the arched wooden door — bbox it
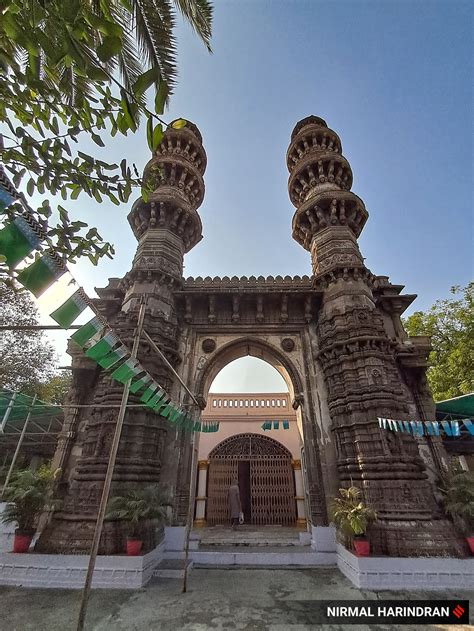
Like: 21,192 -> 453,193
206,433 -> 296,526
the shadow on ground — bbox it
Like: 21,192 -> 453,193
0,568 -> 472,630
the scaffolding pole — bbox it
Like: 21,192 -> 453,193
182,418 -> 199,593
1,394 -> 37,498
76,301 -> 146,631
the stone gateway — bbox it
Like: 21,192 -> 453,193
37,116 -> 467,558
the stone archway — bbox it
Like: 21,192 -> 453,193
207,433 -> 297,526
194,336 -> 305,407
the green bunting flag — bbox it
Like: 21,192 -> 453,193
0,185 -> 15,211
85,331 -> 120,361
97,345 -> 128,370
71,316 -> 105,347
17,254 -> 65,297
282,420 -> 289,430
140,382 -> 159,403
129,373 -> 152,394
273,421 -> 279,430
50,290 -> 88,328
261,421 -> 271,431
0,217 -> 42,267
111,358 -> 142,384
146,389 -> 167,410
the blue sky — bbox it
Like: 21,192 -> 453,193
31,0 -> 472,391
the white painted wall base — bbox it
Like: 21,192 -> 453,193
0,542 -> 164,589
337,543 -> 474,590
311,525 -> 336,552
0,525 -> 194,589
0,503 -> 15,553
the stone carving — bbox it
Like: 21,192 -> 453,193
281,338 -> 295,352
201,338 -> 216,353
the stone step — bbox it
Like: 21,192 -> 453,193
199,539 -> 303,548
153,558 -> 193,579
191,547 -> 336,568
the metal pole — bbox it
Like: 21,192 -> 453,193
1,395 -> 37,498
1,391 -> 17,433
142,330 -> 201,408
182,417 -> 199,593
76,301 -> 146,631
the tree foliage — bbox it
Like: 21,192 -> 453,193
0,0 -> 212,272
442,471 -> 474,534
403,283 -> 474,402
0,284 -> 58,395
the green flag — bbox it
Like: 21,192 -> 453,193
0,185 -> 15,211
129,373 -> 152,394
0,217 -> 41,267
283,420 -> 289,430
273,421 -> 279,430
111,359 -> 142,384
50,290 -> 88,328
146,389 -> 167,410
71,316 -> 104,347
193,421 -> 202,432
85,331 -> 119,361
97,345 -> 128,370
140,382 -> 158,403
17,254 -> 65,297
261,421 -> 271,431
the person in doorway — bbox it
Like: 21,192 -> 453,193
228,478 -> 242,529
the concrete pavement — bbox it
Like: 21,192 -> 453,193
0,567 -> 472,630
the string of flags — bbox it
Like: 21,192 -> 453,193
0,168 -> 218,434
261,420 -> 290,431
378,417 -> 474,438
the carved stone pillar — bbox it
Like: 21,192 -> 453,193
287,115 -> 466,557
38,121 -> 207,554
194,460 -> 209,527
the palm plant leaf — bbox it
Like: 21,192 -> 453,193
173,0 -> 213,51
132,0 -> 177,89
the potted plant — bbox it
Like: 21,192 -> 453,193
330,486 -> 377,556
1,465 -> 59,553
106,485 -> 171,556
441,471 -> 474,554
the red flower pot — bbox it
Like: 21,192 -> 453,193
13,531 -> 34,553
466,537 -> 474,555
353,538 -> 370,556
126,539 -> 143,556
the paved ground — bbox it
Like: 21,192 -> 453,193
0,568 -> 472,631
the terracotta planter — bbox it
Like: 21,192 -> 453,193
13,530 -> 34,553
353,538 -> 370,556
126,539 -> 143,556
466,536 -> 474,555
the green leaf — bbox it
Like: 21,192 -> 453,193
120,90 -> 136,132
88,66 -> 109,82
86,14 -> 123,38
97,36 -> 122,62
171,118 -> 186,130
146,116 -> 154,152
27,178 -> 35,196
154,81 -> 168,115
152,123 -> 163,151
91,133 -> 105,147
133,67 -> 161,97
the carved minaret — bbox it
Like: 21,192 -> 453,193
287,116 -> 466,556
38,122 -> 207,554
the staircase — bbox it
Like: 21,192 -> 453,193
189,526 -> 336,568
